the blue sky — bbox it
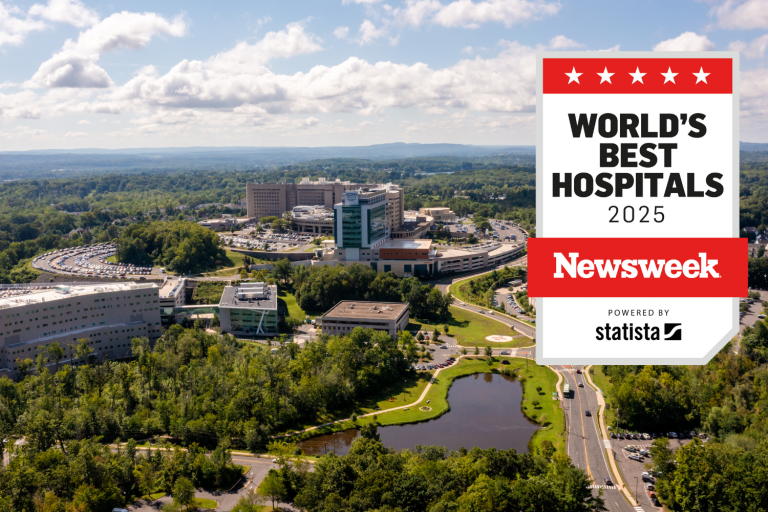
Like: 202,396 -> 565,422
0,0 -> 767,149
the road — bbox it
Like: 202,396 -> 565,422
559,366 -> 638,512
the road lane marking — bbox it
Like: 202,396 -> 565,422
572,370 -> 593,483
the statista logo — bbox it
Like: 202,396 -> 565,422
596,322 -> 682,341
664,323 -> 682,340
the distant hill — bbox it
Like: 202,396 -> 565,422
0,143 -> 534,180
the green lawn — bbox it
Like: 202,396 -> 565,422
287,371 -> 433,431
277,287 -> 318,320
224,249 -> 247,267
106,255 -> 117,263
590,365 -> 616,428
195,497 -> 218,509
283,358 -> 564,456
409,306 -> 533,348
449,274 -> 482,304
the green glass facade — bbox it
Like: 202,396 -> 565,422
341,207 -> 362,248
229,309 -> 278,334
367,204 -> 386,244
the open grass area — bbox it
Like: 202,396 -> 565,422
449,274 -> 483,305
106,255 -> 117,263
408,306 -> 532,348
283,358 -> 564,456
590,365 -> 616,428
288,371 -> 433,431
195,497 -> 218,509
277,287 -> 317,320
224,248 -> 247,267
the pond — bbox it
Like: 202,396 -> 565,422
297,372 -> 539,456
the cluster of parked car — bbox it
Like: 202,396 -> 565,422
643,472 -> 661,506
625,445 -> 651,462
610,430 -> 699,440
504,292 -> 526,315
415,357 -> 456,371
33,243 -> 153,278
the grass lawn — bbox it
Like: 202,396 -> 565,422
224,248 -> 247,267
288,371 -> 433,431
449,274 -> 482,305
303,245 -> 321,252
106,255 -> 117,263
284,358 -> 564,456
408,306 -> 532,348
146,492 -> 165,500
195,497 -> 218,509
277,287 -> 319,320
590,365 -> 616,428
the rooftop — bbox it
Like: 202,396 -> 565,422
379,239 -> 433,250
159,278 -> 185,299
219,283 -> 278,310
322,301 -> 408,320
0,282 -> 158,310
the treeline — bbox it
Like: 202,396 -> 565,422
0,438 -> 242,512
117,221 -> 226,274
292,263 -> 453,321
457,267 -> 526,308
262,424 -> 605,512
599,326 -> 768,509
0,325 -> 411,452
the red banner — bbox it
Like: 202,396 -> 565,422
527,237 -> 747,297
543,58 -> 733,95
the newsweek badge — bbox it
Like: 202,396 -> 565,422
530,52 -> 746,365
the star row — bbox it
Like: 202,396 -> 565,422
565,67 -> 711,85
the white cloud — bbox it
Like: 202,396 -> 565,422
653,32 -> 714,52
29,0 -> 98,28
0,2 -> 47,47
712,0 -> 768,29
462,45 -> 473,54
343,0 -> 383,3
303,116 -> 320,126
397,0 -> 561,29
359,120 -> 374,126
730,34 -> 768,58
599,44 -> 620,52
28,11 -> 187,88
77,119 -> 89,124
334,25 -> 349,38
548,35 -> 582,49
65,130 -> 87,137
357,19 -> 387,45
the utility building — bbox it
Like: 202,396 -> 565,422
218,282 -> 278,336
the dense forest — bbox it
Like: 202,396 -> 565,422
117,221 -> 227,274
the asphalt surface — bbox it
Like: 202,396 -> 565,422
558,366 -> 637,512
740,290 -> 768,334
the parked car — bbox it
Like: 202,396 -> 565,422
610,433 -> 617,439
646,482 -> 656,491
629,454 -> 643,462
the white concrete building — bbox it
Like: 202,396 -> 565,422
0,282 -> 161,377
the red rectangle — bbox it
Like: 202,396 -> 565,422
527,238 -> 746,297
543,58 -> 733,94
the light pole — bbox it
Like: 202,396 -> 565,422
635,477 -> 639,505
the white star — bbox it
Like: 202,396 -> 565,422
597,67 -> 615,84
629,67 -> 646,84
661,67 -> 678,84
565,67 -> 583,84
693,67 -> 710,84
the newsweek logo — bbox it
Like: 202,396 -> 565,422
534,51 -> 741,365
553,252 -> 720,279
596,322 -> 682,341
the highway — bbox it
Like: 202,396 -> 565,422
559,366 -> 639,512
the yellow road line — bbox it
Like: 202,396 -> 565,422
572,370 -> 593,483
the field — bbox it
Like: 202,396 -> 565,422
277,287 -> 315,320
408,306 -> 533,348
590,365 -> 616,428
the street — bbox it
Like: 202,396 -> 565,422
559,366 -> 638,512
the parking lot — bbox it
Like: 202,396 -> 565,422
219,232 -> 316,252
740,291 -> 768,333
33,242 -> 158,279
610,432 -> 694,509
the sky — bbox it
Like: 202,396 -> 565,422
0,0 -> 767,150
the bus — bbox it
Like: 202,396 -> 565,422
563,383 -> 570,398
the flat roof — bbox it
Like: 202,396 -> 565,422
159,278 -> 184,298
323,301 -> 408,320
0,282 -> 158,310
219,284 -> 278,310
379,239 -> 433,250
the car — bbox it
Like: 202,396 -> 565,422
585,410 -> 591,416
642,474 -> 656,483
440,345 -> 447,349
618,433 -> 625,440
626,445 -> 638,452
645,482 -> 655,491
500,350 -> 510,355
604,477 -> 614,486
578,383 -> 584,387
629,454 -> 643,462
610,433 -> 617,439
651,496 -> 661,507
640,449 -> 650,457
576,369 -> 582,374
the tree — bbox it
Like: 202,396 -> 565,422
484,346 -> 492,358
474,346 -> 480,356
444,324 -> 450,335
462,348 -> 468,356
47,343 -> 64,373
259,470 -> 287,510
173,477 -> 196,511
273,258 -> 293,284
74,338 -> 94,365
